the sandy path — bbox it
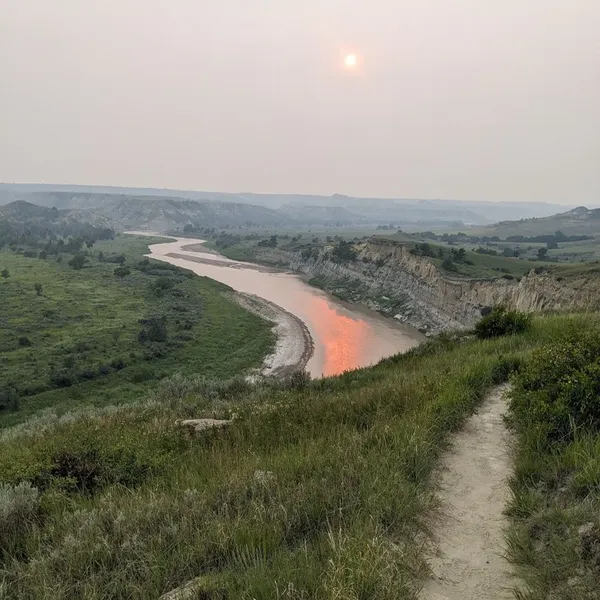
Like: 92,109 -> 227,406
421,384 -> 519,600
233,292 -> 314,378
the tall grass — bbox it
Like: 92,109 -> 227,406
506,318 -> 600,599
0,314 -> 596,599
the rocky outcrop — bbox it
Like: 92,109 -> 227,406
258,239 -> 600,333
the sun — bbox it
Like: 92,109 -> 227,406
344,53 -> 358,69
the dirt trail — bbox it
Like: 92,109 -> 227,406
421,384 -> 519,600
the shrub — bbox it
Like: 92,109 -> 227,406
331,241 -> 357,262
68,254 -> 87,270
18,336 -> 32,347
151,276 -> 175,296
441,257 -> 458,272
109,357 -> 126,370
138,317 -> 168,344
0,482 -> 40,560
510,334 -> 600,440
49,369 -> 77,388
97,364 -> 111,377
113,266 -> 131,277
474,306 -> 531,339
78,369 -> 97,381
284,370 -> 312,390
129,365 -> 155,383
0,386 -> 20,412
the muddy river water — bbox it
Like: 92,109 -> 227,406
146,237 -> 423,378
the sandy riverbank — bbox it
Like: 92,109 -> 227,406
233,292 -> 315,378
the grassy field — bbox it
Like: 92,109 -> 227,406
1,313 -> 599,598
0,235 -> 274,427
425,249 -> 540,279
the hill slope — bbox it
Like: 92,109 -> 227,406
1,313 -> 599,598
1,183 -> 578,226
0,193 -> 293,230
93,197 -> 291,230
477,206 -> 600,237
0,201 -> 116,230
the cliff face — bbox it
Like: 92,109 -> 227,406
259,239 -> 600,333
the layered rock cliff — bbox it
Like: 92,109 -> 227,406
258,239 -> 600,333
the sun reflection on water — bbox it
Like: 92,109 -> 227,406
306,297 -> 369,376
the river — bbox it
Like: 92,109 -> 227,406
145,237 -> 423,378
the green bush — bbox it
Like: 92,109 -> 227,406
510,334 -> 600,440
474,306 -> 531,339
129,365 -> 155,383
113,266 -> 131,277
49,369 -> 76,388
138,317 -> 168,343
18,336 -> 32,347
109,357 -> 126,370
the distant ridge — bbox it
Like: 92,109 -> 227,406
0,182 -> 586,228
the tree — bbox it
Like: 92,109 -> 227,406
85,240 -> 95,249
442,256 -> 458,272
451,248 -> 467,263
1,268 -> 9,279
547,241 -> 559,250
34,283 -> 43,296
68,254 -> 87,269
183,224 -> 195,234
331,240 -> 357,262
537,247 -> 548,260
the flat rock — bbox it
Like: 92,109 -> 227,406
160,574 -> 224,600
178,419 -> 231,433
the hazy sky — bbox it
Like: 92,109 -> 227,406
1,1 -> 599,203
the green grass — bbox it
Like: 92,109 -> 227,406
427,250 -> 540,279
0,235 -> 274,427
505,332 -> 600,599
0,313 -> 597,599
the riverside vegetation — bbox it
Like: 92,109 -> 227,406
1,302 -> 600,598
0,234 -> 274,427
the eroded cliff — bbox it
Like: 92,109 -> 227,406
258,239 -> 600,333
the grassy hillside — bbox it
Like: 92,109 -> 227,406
469,206 -> 600,238
0,235 -> 274,427
1,313 -> 599,598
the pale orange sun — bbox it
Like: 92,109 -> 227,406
344,53 -> 358,69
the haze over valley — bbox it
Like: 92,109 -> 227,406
2,2 -> 600,599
